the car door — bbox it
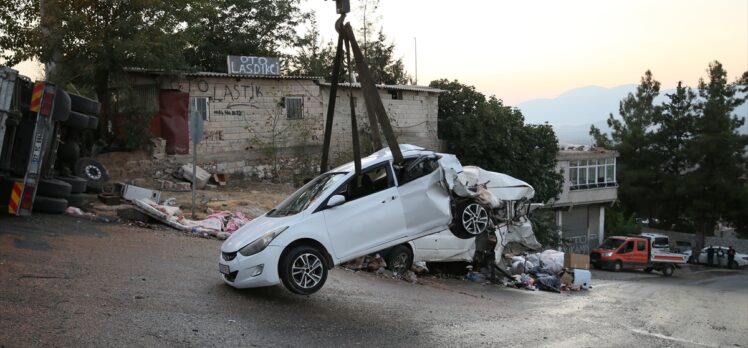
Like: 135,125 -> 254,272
396,156 -> 451,237
617,240 -> 635,266
323,162 -> 407,262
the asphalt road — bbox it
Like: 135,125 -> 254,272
1,214 -> 746,347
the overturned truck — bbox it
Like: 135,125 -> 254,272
218,145 -> 541,294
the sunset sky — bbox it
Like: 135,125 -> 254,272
307,0 -> 748,104
12,0 -> 748,105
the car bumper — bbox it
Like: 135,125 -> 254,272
218,245 -> 283,288
592,258 -> 617,270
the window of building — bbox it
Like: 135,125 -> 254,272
569,157 -> 616,190
285,96 -> 304,119
190,97 -> 209,121
388,90 -> 403,100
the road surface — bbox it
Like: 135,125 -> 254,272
1,214 -> 746,347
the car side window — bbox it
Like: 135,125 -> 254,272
620,241 -> 634,254
637,241 -> 646,251
398,156 -> 439,186
341,164 -> 393,201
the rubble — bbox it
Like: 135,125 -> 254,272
179,164 -> 211,189
131,198 -> 251,239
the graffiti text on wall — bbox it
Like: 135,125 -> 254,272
172,79 -> 263,102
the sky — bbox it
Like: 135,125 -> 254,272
304,0 -> 748,105
12,0 -> 748,105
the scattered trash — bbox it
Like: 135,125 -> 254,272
179,164 -> 211,189
131,198 -> 251,239
122,184 -> 161,203
213,173 -> 228,186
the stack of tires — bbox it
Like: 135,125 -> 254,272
31,91 -> 108,214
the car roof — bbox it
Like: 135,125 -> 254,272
329,144 -> 438,173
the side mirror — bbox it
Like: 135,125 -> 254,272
327,195 -> 346,207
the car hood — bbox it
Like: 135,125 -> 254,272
221,213 -> 303,252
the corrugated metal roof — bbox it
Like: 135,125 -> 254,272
317,82 -> 443,94
125,68 -> 323,80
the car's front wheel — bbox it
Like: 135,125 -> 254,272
280,246 -> 328,295
450,200 -> 490,239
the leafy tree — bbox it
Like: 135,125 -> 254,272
184,0 -> 307,72
650,82 -> 697,230
349,0 -> 408,84
429,79 -> 486,139
288,15 -> 335,78
685,61 -> 748,240
589,71 -> 661,219
432,80 -> 563,204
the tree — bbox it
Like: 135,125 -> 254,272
429,79 -> 486,139
685,61 -> 748,240
350,0 -> 408,84
288,15 -> 335,78
184,0 -> 308,72
589,71 -> 661,219
431,80 -> 563,204
650,82 -> 697,230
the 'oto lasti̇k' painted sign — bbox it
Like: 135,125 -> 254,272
226,56 -> 280,76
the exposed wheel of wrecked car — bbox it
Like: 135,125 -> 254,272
386,245 -> 413,275
450,200 -> 489,239
280,246 -> 328,295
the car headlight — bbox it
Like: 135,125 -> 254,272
603,252 -> 613,257
239,226 -> 288,257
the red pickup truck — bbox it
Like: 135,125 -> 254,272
590,235 -> 688,276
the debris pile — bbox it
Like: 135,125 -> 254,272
132,198 -> 251,239
502,250 -> 591,292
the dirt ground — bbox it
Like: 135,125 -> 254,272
1,214 -> 747,347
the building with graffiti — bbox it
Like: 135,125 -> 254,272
117,68 -> 441,181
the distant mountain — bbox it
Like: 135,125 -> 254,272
517,84 -> 748,145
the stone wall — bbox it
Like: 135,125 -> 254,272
125,74 -> 441,183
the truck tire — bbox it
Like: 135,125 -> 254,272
38,178 -> 72,198
55,175 -> 87,194
65,193 -> 84,208
87,115 -> 99,130
612,260 -> 622,272
74,157 -> 109,191
51,90 -> 71,122
662,264 -> 674,277
450,200 -> 490,239
63,111 -> 90,130
69,93 -> 101,116
33,195 -> 68,214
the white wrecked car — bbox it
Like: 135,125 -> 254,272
219,145 -> 539,294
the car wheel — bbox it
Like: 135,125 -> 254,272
280,246 -> 328,295
386,245 -> 413,275
450,200 -> 490,239
662,265 -> 674,277
51,90 -> 71,122
612,260 -> 622,272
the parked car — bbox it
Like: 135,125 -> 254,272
218,145 -> 537,294
682,246 -> 748,268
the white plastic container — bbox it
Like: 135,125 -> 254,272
573,269 -> 591,289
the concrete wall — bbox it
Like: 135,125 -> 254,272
125,74 -> 441,182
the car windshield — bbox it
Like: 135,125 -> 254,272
601,238 -> 625,250
267,173 -> 346,217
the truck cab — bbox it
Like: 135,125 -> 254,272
590,235 -> 684,276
